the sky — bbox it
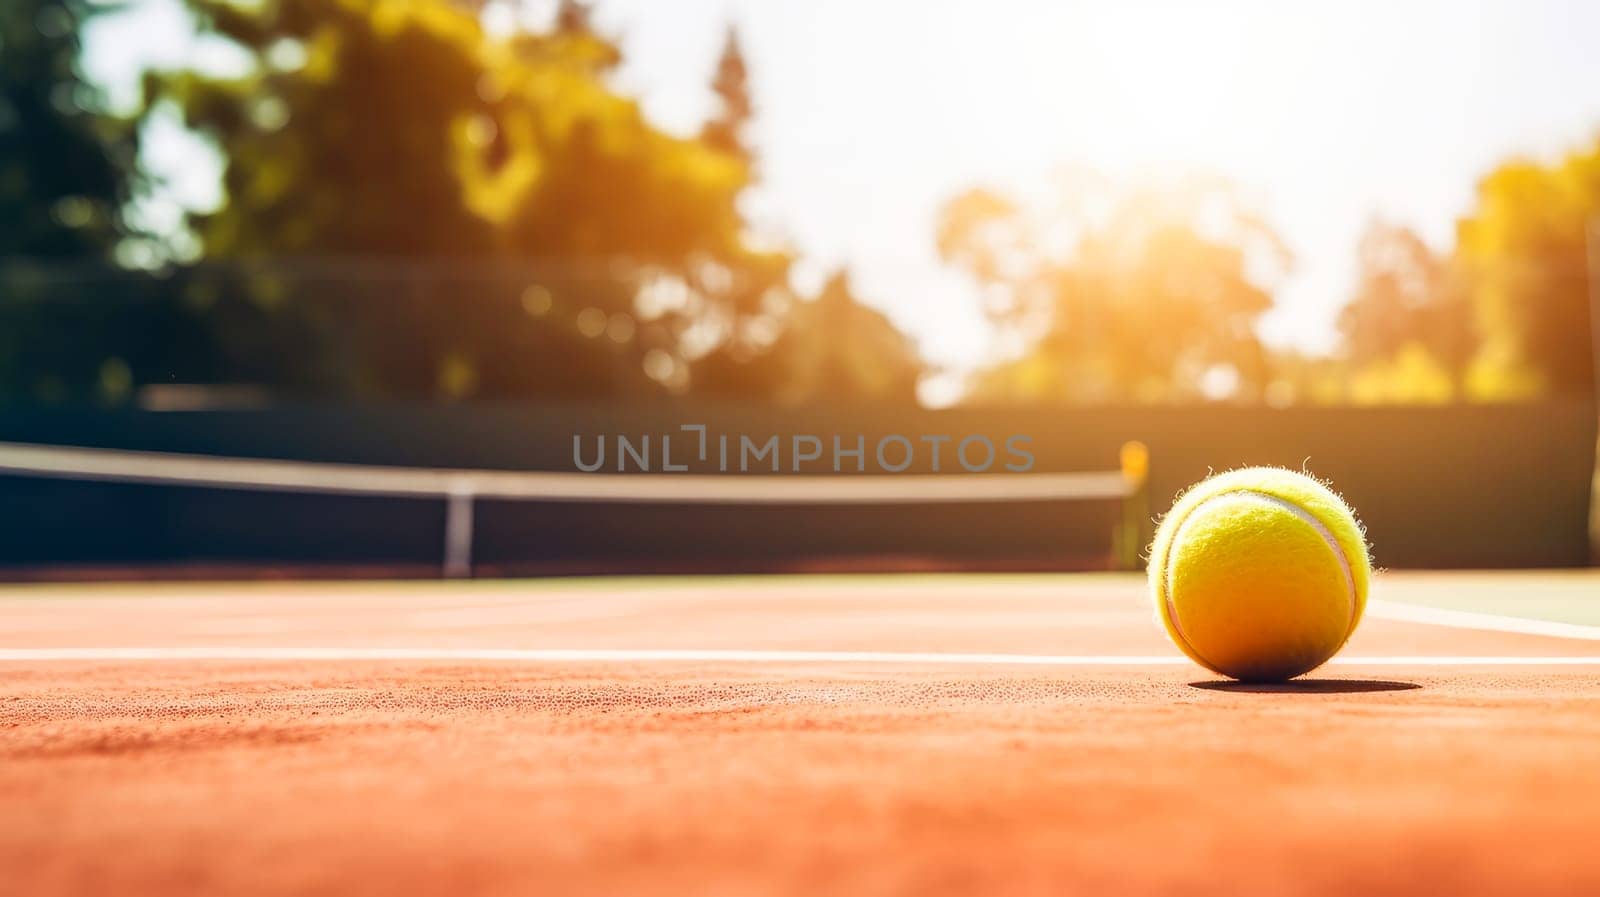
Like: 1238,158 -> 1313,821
83,0 -> 1600,377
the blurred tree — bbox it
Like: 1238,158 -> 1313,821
144,0 -> 788,400
514,0 -> 618,76
1339,220 -> 1475,395
1346,343 -> 1457,405
0,0 -> 181,405
0,0 -> 139,258
554,0 -> 592,34
691,270 -> 921,404
1456,149 -> 1600,399
939,175 -> 1287,404
701,25 -> 751,160
781,271 -> 920,404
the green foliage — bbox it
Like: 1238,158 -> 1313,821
0,0 -> 150,403
155,0 -> 753,262
0,0 -> 139,257
135,0 -> 830,401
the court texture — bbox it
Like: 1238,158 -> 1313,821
4,570 -> 1600,896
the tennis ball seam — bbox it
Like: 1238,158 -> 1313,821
1160,488 -> 1357,672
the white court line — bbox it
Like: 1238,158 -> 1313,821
1368,600 -> 1600,642
6,600 -> 1600,666
3,647 -> 1600,665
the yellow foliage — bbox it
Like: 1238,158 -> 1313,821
1454,145 -> 1598,396
301,26 -> 343,84
452,109 -> 542,224
362,0 -> 472,43
1305,374 -> 1348,406
1004,353 -> 1066,401
436,352 -> 478,399
1348,343 -> 1455,405
1464,342 -> 1544,402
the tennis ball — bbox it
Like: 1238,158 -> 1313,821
1148,467 -> 1371,682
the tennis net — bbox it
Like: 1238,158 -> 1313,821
0,441 -> 1150,577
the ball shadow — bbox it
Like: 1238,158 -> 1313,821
1189,678 -> 1421,694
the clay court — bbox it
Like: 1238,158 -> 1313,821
5,571 -> 1600,896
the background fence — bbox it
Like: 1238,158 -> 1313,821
0,400 -> 1593,571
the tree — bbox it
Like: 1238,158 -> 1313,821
554,0 -> 591,34
0,0 -> 169,404
517,0 -> 618,75
701,25 -> 752,161
939,174 -> 1288,404
1455,149 -> 1600,398
785,271 -> 920,403
1339,220 -> 1475,393
692,271 -> 922,404
0,0 -> 138,259
143,0 -> 784,400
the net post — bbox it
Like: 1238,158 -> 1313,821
1114,441 -> 1150,571
1586,217 -> 1600,565
444,486 -> 475,579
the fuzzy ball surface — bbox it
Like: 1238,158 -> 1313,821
1148,468 -> 1371,682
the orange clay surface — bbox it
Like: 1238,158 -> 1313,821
3,571 -> 1600,896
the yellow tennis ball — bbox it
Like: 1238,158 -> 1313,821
1148,467 -> 1371,682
